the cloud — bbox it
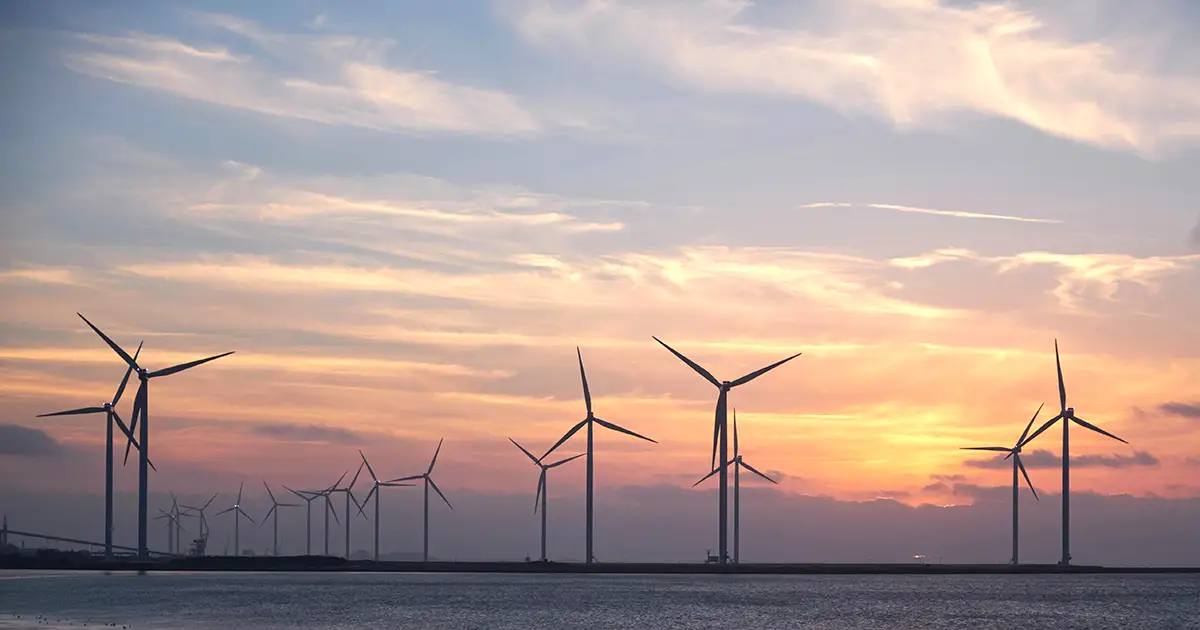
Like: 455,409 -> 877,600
1191,215 -> 1200,247
964,449 -> 1159,470
246,422 -> 368,445
65,17 -> 545,135
0,424 -> 65,456
0,268 -> 79,286
1160,402 -> 1200,419
800,202 -> 1061,224
502,0 -> 1200,155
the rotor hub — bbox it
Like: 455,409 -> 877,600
1065,407 -> 1075,418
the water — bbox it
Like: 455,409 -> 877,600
1,571 -> 1198,629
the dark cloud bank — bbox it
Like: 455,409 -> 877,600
0,424 -> 64,456
965,449 -> 1159,470
1161,402 -> 1200,419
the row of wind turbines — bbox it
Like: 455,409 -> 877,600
38,313 -> 1130,565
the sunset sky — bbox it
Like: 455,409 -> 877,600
2,0 -> 1199,562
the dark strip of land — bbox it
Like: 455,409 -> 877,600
3,553 -> 1198,574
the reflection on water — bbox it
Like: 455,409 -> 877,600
1,571 -> 1198,629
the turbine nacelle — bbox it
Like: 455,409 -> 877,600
1064,407 -> 1075,418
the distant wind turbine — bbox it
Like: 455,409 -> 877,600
153,508 -> 183,555
216,482 -> 255,556
325,464 -> 367,558
542,348 -> 656,564
358,450 -> 415,562
284,486 -> 323,556
388,439 -> 452,562
260,482 -> 300,556
960,403 -> 1043,565
179,492 -> 219,555
77,313 -> 234,557
510,438 -> 584,562
692,410 -> 776,563
319,472 -> 345,556
1021,340 -> 1129,566
653,337 -> 800,564
35,341 -> 147,560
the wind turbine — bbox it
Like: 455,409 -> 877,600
77,313 -> 234,558
653,337 -> 800,564
153,508 -> 183,555
319,473 -> 345,556
510,438 -> 583,562
960,403 -> 1043,565
1021,340 -> 1129,565
692,410 -> 776,563
179,492 -> 219,556
357,450 -> 415,562
325,464 -> 366,558
35,341 -> 146,560
284,486 -> 322,555
215,482 -> 255,556
542,348 -> 657,564
260,482 -> 300,556
387,439 -> 452,562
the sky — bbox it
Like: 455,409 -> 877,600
1,0 -> 1199,564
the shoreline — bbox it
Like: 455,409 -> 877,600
3,556 -> 1199,575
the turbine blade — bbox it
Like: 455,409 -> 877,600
692,467 -> 720,488
349,461 -> 364,489
112,341 -> 143,405
1015,403 -> 1044,447
577,347 -> 593,416
124,383 -> 147,466
325,496 -> 340,524
238,507 -> 256,524
547,453 -> 585,468
652,336 -> 720,387
541,419 -> 587,460
1020,414 -> 1063,447
327,471 -> 348,492
729,351 -> 802,387
215,507 -> 236,516
1055,339 -> 1066,411
359,450 -> 378,482
594,418 -> 657,444
733,408 -> 739,458
428,477 -> 453,510
1016,454 -> 1038,501
261,505 -> 276,525
427,438 -> 443,475
357,486 -> 374,518
284,486 -> 306,501
203,493 -> 218,510
263,481 -> 277,505
509,438 -> 540,465
37,406 -> 106,417
535,470 -> 544,514
711,390 -> 727,470
77,313 -> 137,369
740,460 -> 778,484
1072,416 -> 1129,445
148,351 -> 235,378
237,482 -> 244,506
960,446 -> 1013,452
386,474 -> 424,483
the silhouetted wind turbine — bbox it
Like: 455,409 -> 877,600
326,464 -> 366,558
510,438 -> 583,562
358,450 -> 415,562
215,483 -> 255,556
1021,340 -> 1129,566
180,492 -> 219,555
77,313 -> 234,557
319,473 -> 345,556
653,337 -> 799,564
542,348 -> 656,564
260,482 -> 299,556
153,508 -> 183,555
693,410 -> 776,563
961,403 -> 1043,565
284,486 -> 322,555
35,341 -> 147,560
388,439 -> 452,562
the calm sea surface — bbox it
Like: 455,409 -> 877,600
1,571 -> 1198,629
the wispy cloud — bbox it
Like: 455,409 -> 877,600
246,422 -> 370,445
800,202 -> 1061,224
65,16 -> 547,135
965,449 -> 1159,470
0,268 -> 80,286
502,0 -> 1200,155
